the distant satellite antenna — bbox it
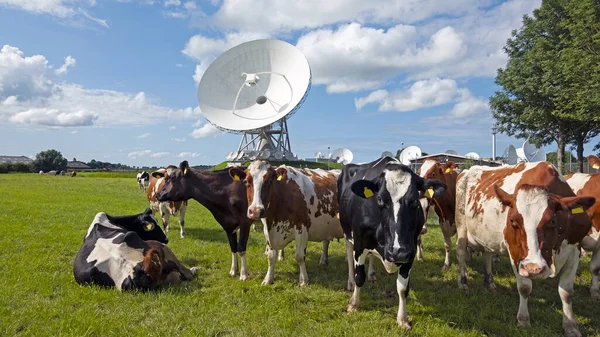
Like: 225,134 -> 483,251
506,145 -> 518,165
515,147 -> 527,162
273,151 -> 284,160
399,146 -> 422,165
332,148 -> 354,165
522,138 -> 547,162
445,149 -> 459,155
236,151 -> 245,160
258,149 -> 271,160
226,152 -> 233,160
314,152 -> 322,159
464,152 -> 480,160
198,39 -> 310,162
381,151 -> 394,158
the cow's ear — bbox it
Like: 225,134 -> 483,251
350,180 -> 379,199
588,155 -> 600,169
151,171 -> 164,179
228,167 -> 246,182
442,162 -> 456,173
560,196 -> 596,214
144,208 -> 152,215
179,161 -> 190,175
421,179 -> 447,199
493,185 -> 514,207
275,168 -> 287,182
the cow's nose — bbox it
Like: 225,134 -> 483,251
247,207 -> 264,220
164,238 -> 169,244
387,247 -> 413,264
519,263 -> 546,278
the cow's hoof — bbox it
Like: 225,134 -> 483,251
458,282 -> 469,292
397,319 -> 412,330
417,256 -> 424,262
517,317 -> 530,327
298,281 -> 308,288
229,270 -> 237,278
442,264 -> 450,272
485,283 -> 497,294
564,327 -> 582,337
180,232 -> 186,238
319,259 -> 328,265
347,304 -> 358,313
190,267 -> 199,276
239,274 -> 249,282
591,289 -> 600,301
368,273 -> 377,282
261,279 -> 273,286
347,281 -> 355,292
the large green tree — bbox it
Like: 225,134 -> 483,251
490,0 -> 600,174
33,149 -> 68,172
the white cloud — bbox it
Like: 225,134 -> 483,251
164,0 -> 180,6
190,122 -> 219,138
70,130 -> 78,134
137,132 -> 151,139
175,63 -> 183,68
168,126 -> 176,130
0,45 -> 202,128
128,150 -> 152,158
0,0 -> 108,28
177,152 -> 200,158
150,152 -> 170,158
56,56 -> 76,74
451,89 -> 490,117
183,1 -> 196,10
172,137 -> 186,142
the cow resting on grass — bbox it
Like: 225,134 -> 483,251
73,208 -> 197,291
148,167 -> 188,238
337,156 -> 446,329
455,162 -> 595,337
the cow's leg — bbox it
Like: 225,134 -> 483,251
295,230 -> 309,287
320,240 -> 330,265
441,220 -> 453,270
368,255 -> 376,282
178,203 -> 187,238
159,203 -> 170,234
278,248 -> 285,261
347,249 -> 368,312
456,227 -> 469,291
512,264 -> 532,327
262,246 -> 277,286
416,234 -> 424,261
345,239 -> 355,291
482,251 -> 496,293
591,249 -> 600,300
396,263 -> 413,330
558,249 -> 582,337
237,223 -> 251,281
226,231 -> 238,277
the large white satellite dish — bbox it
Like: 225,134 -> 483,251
198,39 -> 311,162
522,139 -> 547,162
314,152 -> 322,159
515,147 -> 527,162
381,151 -> 394,158
464,152 -> 480,160
332,148 -> 354,165
445,149 -> 459,155
399,146 -> 422,165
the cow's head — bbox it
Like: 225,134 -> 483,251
228,160 -> 280,220
350,163 -> 447,264
109,208 -> 168,243
494,184 -> 595,279
156,162 -> 192,202
589,155 -> 600,170
417,159 -> 455,218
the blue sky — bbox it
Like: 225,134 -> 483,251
0,0 -> 597,167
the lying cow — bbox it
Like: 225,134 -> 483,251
137,171 -> 150,191
156,161 -> 255,281
565,154 -> 600,300
73,208 -> 197,291
417,159 -> 458,269
338,156 -> 446,329
148,167 -> 188,238
455,162 -> 594,336
228,160 -> 354,287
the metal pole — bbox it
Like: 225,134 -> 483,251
491,128 -> 497,161
327,146 -> 330,170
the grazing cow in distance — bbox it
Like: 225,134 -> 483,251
156,161 -> 255,281
417,159 -> 458,269
71,171 -> 77,177
73,208 -> 197,291
455,162 -> 595,336
338,156 -> 447,329
148,167 -> 187,238
137,171 -> 150,191
565,154 -> 600,300
228,160 -> 352,287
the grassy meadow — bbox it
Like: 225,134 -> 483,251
1,173 -> 599,337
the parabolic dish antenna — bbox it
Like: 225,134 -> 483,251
332,148 -> 354,165
465,152 -> 480,160
522,139 -> 547,162
273,151 -> 284,160
381,151 -> 394,158
506,145 -> 518,165
198,39 -> 311,161
399,146 -> 422,165
445,149 -> 459,155
314,152 -> 322,159
516,147 -> 527,162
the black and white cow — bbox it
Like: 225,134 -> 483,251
73,208 -> 197,291
337,156 -> 446,329
137,171 -> 150,191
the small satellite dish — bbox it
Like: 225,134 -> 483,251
273,151 -> 284,160
247,151 -> 258,160
332,148 -> 354,165
445,149 -> 459,155
236,151 -> 245,160
225,152 -> 232,160
381,151 -> 394,158
522,138 -> 546,162
328,153 -> 333,159
506,145 -> 518,165
314,152 -> 322,159
258,149 -> 271,160
464,152 -> 480,160
399,146 -> 422,165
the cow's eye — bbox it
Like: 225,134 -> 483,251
376,195 -> 384,207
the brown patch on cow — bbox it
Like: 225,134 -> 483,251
420,160 -> 458,226
310,171 -> 339,219
147,170 -> 186,214
467,163 -> 527,216
142,248 -> 163,283
570,172 -> 600,234
263,168 -> 312,232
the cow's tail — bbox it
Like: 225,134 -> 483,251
142,248 -> 163,283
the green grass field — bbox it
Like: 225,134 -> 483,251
1,174 -> 598,337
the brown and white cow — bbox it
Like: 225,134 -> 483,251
148,166 -> 188,238
417,159 -> 458,269
565,155 -> 600,300
229,160 -> 351,287
455,162 -> 595,336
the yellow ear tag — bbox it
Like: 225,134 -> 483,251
424,187 -> 434,199
184,168 -> 187,175
233,174 -> 240,181
445,168 -> 451,173
593,164 -> 600,169
363,187 -> 374,198
277,175 -> 283,181
571,206 -> 584,214
145,223 -> 153,231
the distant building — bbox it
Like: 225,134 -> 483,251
0,156 -> 33,165
67,160 -> 91,170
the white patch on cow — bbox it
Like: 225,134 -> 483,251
565,173 -> 591,194
384,168 -> 412,248
367,249 -> 399,273
418,160 -> 436,178
86,236 -> 145,290
515,187 -> 549,274
247,160 -> 271,211
85,212 -> 122,238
